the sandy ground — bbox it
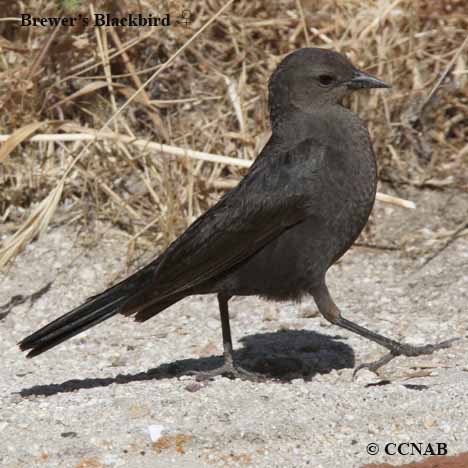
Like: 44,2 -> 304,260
1,187 -> 467,468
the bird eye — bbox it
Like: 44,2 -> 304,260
318,74 -> 334,86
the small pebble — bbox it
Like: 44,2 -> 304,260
147,425 -> 165,442
262,306 -> 279,322
298,304 -> 319,318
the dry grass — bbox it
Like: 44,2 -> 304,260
0,0 -> 467,269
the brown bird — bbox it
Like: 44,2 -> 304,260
19,48 -> 455,379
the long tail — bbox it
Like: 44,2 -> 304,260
19,267 -> 155,358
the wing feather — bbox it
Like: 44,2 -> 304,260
137,137 -> 325,301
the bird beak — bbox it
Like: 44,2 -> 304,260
346,70 -> 390,90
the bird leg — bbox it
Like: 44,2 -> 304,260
312,283 -> 458,377
189,294 -> 261,381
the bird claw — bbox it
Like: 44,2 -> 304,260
187,361 -> 264,382
353,337 -> 460,380
353,352 -> 395,379
398,337 -> 459,357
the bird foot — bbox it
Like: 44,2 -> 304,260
188,359 -> 264,382
353,337 -> 459,379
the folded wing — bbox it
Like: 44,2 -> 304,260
129,137 -> 325,306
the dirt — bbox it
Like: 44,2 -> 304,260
1,187 -> 467,468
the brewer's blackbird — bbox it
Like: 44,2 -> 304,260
19,48 -> 455,379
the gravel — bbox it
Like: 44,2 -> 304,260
1,189 -> 467,468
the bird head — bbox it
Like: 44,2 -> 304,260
268,48 -> 390,120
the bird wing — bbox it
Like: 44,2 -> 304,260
146,137 -> 325,300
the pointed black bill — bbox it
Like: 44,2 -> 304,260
346,70 -> 390,90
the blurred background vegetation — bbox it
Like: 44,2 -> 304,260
0,0 -> 466,269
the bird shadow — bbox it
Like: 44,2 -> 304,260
18,329 -> 354,398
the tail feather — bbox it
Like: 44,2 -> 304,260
134,294 -> 186,322
21,298 -> 127,358
19,267 -> 155,358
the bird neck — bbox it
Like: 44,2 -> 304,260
271,105 -> 370,150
